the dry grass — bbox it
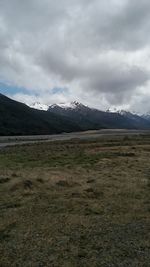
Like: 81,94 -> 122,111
0,134 -> 150,266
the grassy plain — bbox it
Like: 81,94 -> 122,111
0,134 -> 150,266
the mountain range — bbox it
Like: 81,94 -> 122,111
0,93 -> 150,136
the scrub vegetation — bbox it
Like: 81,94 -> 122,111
0,134 -> 150,266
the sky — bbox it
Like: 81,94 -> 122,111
0,0 -> 150,112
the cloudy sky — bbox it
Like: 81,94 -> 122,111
0,0 -> 150,112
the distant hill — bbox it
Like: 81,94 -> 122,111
0,94 -> 81,135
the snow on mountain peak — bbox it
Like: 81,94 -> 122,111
106,107 -> 132,116
28,102 -> 49,111
106,107 -> 118,113
50,101 -> 82,109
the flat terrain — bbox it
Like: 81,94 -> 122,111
0,134 -> 150,266
0,129 -> 150,148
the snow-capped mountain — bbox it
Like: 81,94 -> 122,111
28,101 -> 150,122
25,99 -> 150,130
28,102 -> 49,111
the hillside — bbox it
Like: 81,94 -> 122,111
0,94 -> 81,135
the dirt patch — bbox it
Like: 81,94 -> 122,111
0,177 -> 10,184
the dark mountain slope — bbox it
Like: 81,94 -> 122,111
0,94 -> 81,135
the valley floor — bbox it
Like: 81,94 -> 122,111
0,134 -> 150,266
0,129 -> 150,149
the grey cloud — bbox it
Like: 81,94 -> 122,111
38,46 -> 149,101
84,65 -> 149,93
66,0 -> 150,51
0,0 -> 150,110
106,0 -> 150,50
131,94 -> 150,113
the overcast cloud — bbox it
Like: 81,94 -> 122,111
0,0 -> 150,112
